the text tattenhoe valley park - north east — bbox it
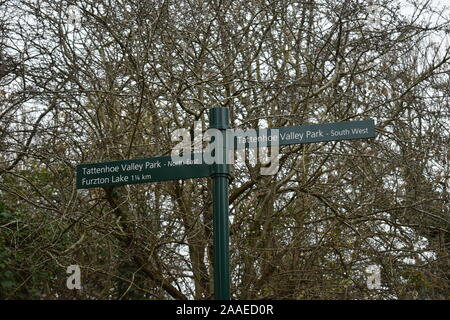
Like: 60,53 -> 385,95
78,158 -> 202,186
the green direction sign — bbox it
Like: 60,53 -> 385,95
76,154 -> 209,189
233,119 -> 375,149
77,120 -> 375,189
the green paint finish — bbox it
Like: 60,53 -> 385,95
76,154 -> 209,189
212,173 -> 230,300
209,107 -> 231,300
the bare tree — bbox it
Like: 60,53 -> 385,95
0,0 -> 449,299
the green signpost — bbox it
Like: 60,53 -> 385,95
209,107 -> 231,300
76,109 -> 376,300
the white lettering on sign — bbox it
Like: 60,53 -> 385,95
111,175 -> 129,183
280,131 -> 304,141
82,165 -> 119,175
145,161 -> 161,169
168,159 -> 201,167
330,129 -> 350,137
120,163 -> 143,172
306,130 -> 324,138
351,128 -> 369,134
81,177 -> 110,186
236,133 -> 278,144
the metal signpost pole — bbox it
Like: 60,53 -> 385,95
209,107 -> 231,300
